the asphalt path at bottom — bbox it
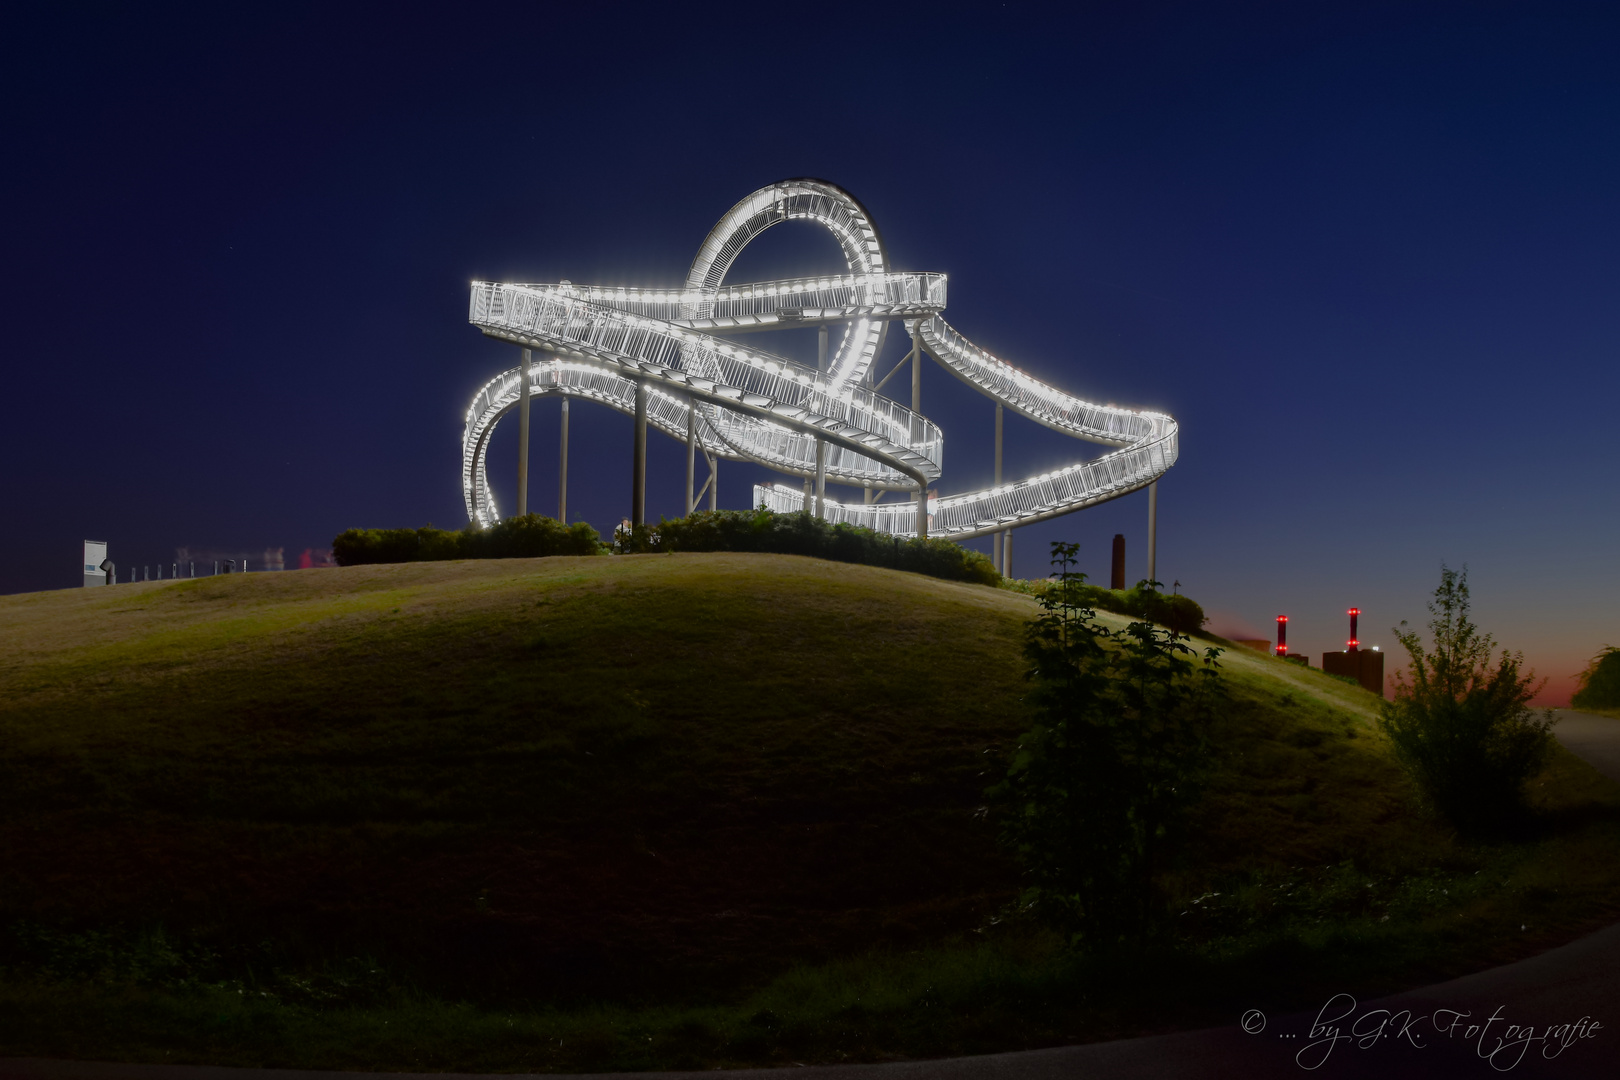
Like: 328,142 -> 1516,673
6,711 -> 1619,1080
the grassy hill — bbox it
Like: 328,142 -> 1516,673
2,553 -> 1618,1071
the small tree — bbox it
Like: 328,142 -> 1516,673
1378,565 -> 1556,834
992,542 -> 1223,948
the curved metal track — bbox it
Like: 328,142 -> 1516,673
463,178 -> 1178,539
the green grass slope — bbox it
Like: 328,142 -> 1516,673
2,554 -> 1617,1070
1,554 -> 1037,997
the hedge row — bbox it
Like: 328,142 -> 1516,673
615,508 -> 1001,587
330,509 -> 1000,588
330,511 -> 1206,628
332,515 -> 603,565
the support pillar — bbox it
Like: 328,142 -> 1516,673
632,381 -> 647,528
910,325 -> 922,413
1147,480 -> 1158,586
516,348 -> 532,518
558,397 -> 569,522
709,455 -> 718,511
916,482 -> 929,541
816,325 -> 829,520
814,437 -> 827,519
992,402 -> 1004,573
685,400 -> 697,516
1003,529 -> 1012,578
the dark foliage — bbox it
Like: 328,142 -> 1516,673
1010,580 -> 1208,636
332,515 -> 604,565
1572,646 -> 1620,709
1378,565 -> 1556,835
613,508 -> 1001,587
992,543 -> 1223,948
1092,581 -> 1207,635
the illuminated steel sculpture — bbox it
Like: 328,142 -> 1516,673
463,179 -> 1178,547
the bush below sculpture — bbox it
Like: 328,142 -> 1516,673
332,515 -> 603,565
615,508 -> 1001,587
332,509 -> 997,588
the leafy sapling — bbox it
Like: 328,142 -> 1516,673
1378,564 -> 1555,834
993,541 -> 1224,949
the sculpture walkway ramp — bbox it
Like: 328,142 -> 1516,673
463,179 -> 1177,540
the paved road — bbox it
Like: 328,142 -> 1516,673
1549,709 -> 1620,783
6,711 -> 1618,1079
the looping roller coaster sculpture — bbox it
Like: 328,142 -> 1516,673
463,178 -> 1178,561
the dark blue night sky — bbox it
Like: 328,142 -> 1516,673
3,2 -> 1616,700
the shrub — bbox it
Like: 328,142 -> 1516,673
1119,582 -> 1207,636
1378,565 -> 1556,835
333,508 -> 997,587
615,508 -> 1001,587
991,542 -> 1224,948
332,516 -> 603,566
1017,579 -> 1207,636
1572,646 -> 1620,709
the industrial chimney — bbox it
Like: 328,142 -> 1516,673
1110,534 -> 1126,590
1276,615 -> 1288,657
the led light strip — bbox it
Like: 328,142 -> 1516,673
463,178 -> 1177,538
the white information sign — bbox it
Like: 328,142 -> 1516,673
83,540 -> 107,586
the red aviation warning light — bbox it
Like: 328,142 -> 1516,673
1348,607 -> 1360,651
1276,615 -> 1288,656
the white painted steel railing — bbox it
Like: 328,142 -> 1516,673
463,178 -> 1178,538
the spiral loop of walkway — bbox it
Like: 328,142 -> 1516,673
463,178 -> 1178,540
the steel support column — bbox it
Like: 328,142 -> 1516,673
814,437 -> 827,519
992,402 -> 1004,572
709,455 -> 718,511
558,397 -> 569,522
1148,480 -> 1158,586
910,325 -> 922,413
516,348 -> 532,518
685,401 -> 697,516
632,381 -> 648,528
916,482 -> 929,541
816,325 -> 829,520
